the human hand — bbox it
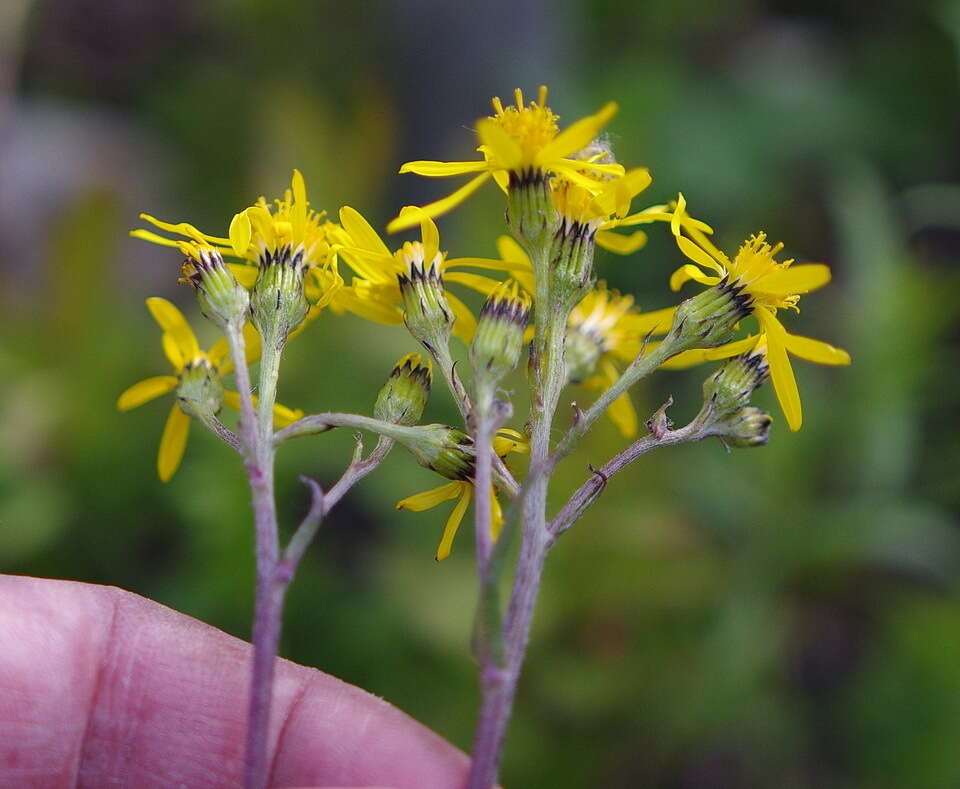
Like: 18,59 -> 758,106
0,575 -> 470,788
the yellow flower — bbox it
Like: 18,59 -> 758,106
117,298 -> 302,481
336,205 -> 525,342
131,170 -> 344,325
552,166 -> 654,255
566,284 -> 677,437
667,207 -> 850,430
387,86 -> 624,232
396,429 -> 528,561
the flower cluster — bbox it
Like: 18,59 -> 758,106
124,85 -> 849,554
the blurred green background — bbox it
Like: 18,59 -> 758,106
2,0 -> 959,786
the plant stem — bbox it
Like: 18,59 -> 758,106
467,243 -> 566,788
241,334 -> 284,789
548,408 -> 711,543
550,339 -> 677,468
432,342 -> 472,421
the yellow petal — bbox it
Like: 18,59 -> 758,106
138,213 -> 230,246
669,264 -> 721,292
398,160 -> 490,177
443,271 -> 504,296
117,376 -> 177,411
783,332 -> 851,366
476,118 -> 523,170
228,263 -> 259,289
393,206 -> 439,263
621,306 -> 676,337
595,229 -> 648,255
157,404 -> 190,482
336,288 -> 404,325
146,297 -> 199,366
161,333 -> 183,370
759,264 -> 832,296
492,427 -> 530,457
495,235 -> 531,267
386,173 -> 491,233
599,359 -> 637,437
272,402 -> 304,427
436,486 -> 472,561
446,291 -> 478,343
756,309 -> 802,431
660,336 -> 761,369
339,206 -> 391,255
209,322 -> 261,376
290,169 -> 308,239
229,211 -> 252,257
490,489 -> 504,541
130,229 -> 185,249
444,256 -> 531,274
537,101 -> 618,162
222,390 -> 241,412
549,159 -> 618,192
396,481 -> 464,511
677,236 -> 726,275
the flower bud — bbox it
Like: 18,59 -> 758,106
250,245 -> 310,346
397,252 -> 454,354
182,247 -> 250,330
549,220 -> 596,310
505,169 -> 561,252
702,349 -> 769,419
374,353 -> 432,426
666,277 -> 753,351
402,424 -> 475,480
714,406 -> 772,448
175,357 -> 224,420
470,280 -> 531,394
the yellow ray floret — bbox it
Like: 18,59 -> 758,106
117,298 -> 302,481
336,205 -> 524,343
131,170 -> 344,326
665,199 -> 850,430
567,284 -> 677,438
396,428 -> 528,561
388,86 -> 625,232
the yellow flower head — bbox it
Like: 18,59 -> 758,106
395,428 -> 528,561
566,284 -> 678,438
336,206 -> 525,342
666,202 -> 851,430
117,298 -> 302,481
387,86 -> 624,232
131,170 -> 343,318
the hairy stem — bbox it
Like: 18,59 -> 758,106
432,342 -> 472,421
467,240 -> 566,789
548,405 -> 712,543
241,334 -> 284,789
550,338 -> 678,468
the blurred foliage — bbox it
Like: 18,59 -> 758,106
1,0 -> 959,787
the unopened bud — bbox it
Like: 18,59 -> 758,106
505,169 -> 560,252
175,357 -> 224,419
715,406 -> 772,448
250,245 -> 310,346
397,248 -> 454,353
702,348 -> 769,419
549,221 -> 596,310
182,248 -> 250,330
667,278 -> 753,351
470,280 -> 531,395
374,353 -> 432,426
402,424 -> 475,480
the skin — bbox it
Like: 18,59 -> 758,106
0,575 -> 471,789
